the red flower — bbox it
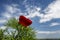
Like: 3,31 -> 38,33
19,15 -> 32,27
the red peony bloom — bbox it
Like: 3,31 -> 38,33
19,15 -> 32,27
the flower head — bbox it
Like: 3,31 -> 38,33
19,15 -> 32,27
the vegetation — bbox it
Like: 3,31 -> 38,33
0,18 -> 36,40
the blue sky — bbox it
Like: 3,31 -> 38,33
0,0 -> 60,39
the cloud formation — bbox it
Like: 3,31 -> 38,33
36,30 -> 60,34
25,6 -> 43,18
50,22 -> 60,26
36,30 -> 60,39
0,4 -> 22,26
24,0 -> 60,24
40,0 -> 60,23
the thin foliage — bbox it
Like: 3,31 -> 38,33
0,17 -> 36,40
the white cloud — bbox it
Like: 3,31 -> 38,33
50,22 -> 60,26
37,31 -> 56,34
0,19 -> 7,23
5,4 -> 20,14
39,0 -> 60,23
0,4 -> 22,25
3,13 -> 12,19
24,0 -> 60,23
1,4 -> 23,19
39,18 -> 52,23
25,5 -> 44,18
36,30 -> 57,34
6,5 -> 14,13
26,12 -> 43,18
36,30 -> 60,39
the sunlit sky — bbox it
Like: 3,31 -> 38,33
0,0 -> 60,39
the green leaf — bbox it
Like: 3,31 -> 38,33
4,17 -> 36,40
5,17 -> 18,29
